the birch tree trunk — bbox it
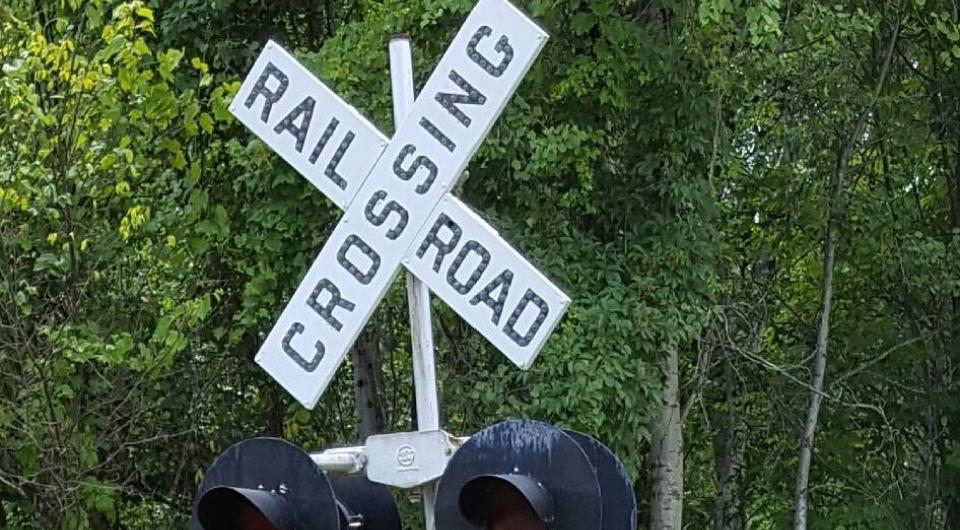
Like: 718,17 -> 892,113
650,345 -> 684,530
792,205 -> 837,530
793,20 -> 899,528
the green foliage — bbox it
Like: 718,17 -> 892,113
0,1 -> 230,527
2,0 -> 960,528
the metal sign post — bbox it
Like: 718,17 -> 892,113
388,34 -> 440,529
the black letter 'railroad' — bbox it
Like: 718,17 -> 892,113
447,240 -> 491,294
244,62 -> 289,123
503,289 -> 550,347
416,214 -> 462,272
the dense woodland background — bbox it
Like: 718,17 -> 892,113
1,0 -> 959,528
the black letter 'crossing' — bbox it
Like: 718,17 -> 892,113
338,235 -> 381,285
282,322 -> 324,372
394,145 -> 439,194
307,279 -> 355,332
467,26 -> 514,78
436,71 -> 486,128
365,191 -> 409,240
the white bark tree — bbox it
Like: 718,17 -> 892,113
650,345 -> 684,530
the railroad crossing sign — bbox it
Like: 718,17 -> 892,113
230,0 -> 568,409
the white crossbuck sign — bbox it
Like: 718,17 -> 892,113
230,0 -> 568,409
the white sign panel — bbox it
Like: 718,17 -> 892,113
234,39 -> 569,372
232,0 -> 558,409
405,197 -> 569,369
230,43 -> 387,209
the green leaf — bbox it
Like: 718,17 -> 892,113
570,13 -> 597,36
199,112 -> 214,134
135,5 -> 155,21
190,56 -> 209,74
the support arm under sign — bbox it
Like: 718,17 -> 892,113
311,445 -> 367,474
310,431 -> 466,484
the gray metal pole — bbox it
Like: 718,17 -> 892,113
389,34 -> 439,530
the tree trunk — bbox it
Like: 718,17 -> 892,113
791,19 -> 900,518
713,354 -> 744,530
948,137 -> 960,366
650,345 -> 683,530
263,384 -> 285,438
352,329 -> 383,439
949,136 -> 960,374
792,168 -> 839,530
944,131 -> 960,530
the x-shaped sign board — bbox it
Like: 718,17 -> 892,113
230,0 -> 568,409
